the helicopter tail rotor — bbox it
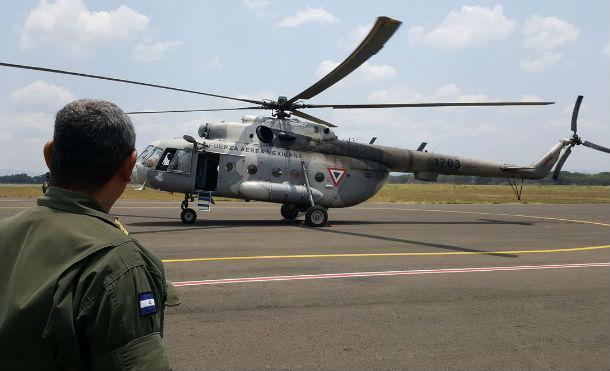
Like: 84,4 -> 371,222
552,95 -> 610,181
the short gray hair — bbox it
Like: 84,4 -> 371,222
50,99 -> 136,190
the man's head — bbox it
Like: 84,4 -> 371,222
44,99 -> 137,206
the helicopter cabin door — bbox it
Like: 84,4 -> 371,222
195,152 -> 220,191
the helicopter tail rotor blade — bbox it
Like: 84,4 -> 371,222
291,110 -> 337,128
0,62 -> 264,106
583,140 -> 610,154
552,146 -> 572,181
571,95 -> 583,133
304,101 -> 554,109
126,106 -> 262,115
287,16 -> 401,104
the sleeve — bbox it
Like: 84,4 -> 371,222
76,264 -> 170,370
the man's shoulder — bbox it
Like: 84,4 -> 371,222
1,204 -> 130,246
80,238 -> 164,287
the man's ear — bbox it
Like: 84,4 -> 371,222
43,141 -> 53,170
118,151 -> 138,182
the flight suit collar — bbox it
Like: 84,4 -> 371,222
37,186 -> 117,227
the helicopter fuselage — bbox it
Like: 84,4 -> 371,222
132,115 -> 564,211
133,119 -> 389,208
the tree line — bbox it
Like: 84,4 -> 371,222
0,173 -> 47,184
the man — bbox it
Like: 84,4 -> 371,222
0,99 -> 172,369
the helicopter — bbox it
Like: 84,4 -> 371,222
2,16 -> 608,227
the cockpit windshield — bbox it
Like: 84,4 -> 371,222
137,145 -> 154,163
143,147 -> 164,168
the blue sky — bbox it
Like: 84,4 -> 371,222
0,0 -> 608,174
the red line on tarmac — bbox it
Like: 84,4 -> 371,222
172,262 -> 610,287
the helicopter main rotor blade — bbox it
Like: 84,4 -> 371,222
583,140 -> 610,154
0,62 -> 263,105
286,16 -> 401,105
571,95 -> 583,133
552,146 -> 572,181
303,101 -> 555,109
126,106 -> 262,114
291,110 -> 337,127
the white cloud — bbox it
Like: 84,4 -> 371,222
521,51 -> 563,72
603,41 -> 610,57
340,23 -> 372,49
202,57 -> 223,70
242,0 -> 271,18
519,16 -> 578,72
21,0 -> 149,53
0,112 -> 55,173
241,90 -> 276,102
133,40 -> 183,62
520,94 -> 543,102
315,60 -> 397,83
522,15 -> 579,51
1,81 -> 78,172
275,7 -> 338,28
407,5 -> 515,50
369,83 -> 490,103
10,80 -> 75,112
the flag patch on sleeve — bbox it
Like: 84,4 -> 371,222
139,292 -> 156,316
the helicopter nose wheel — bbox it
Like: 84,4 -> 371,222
305,205 -> 328,227
180,193 -> 197,224
180,208 -> 197,224
280,204 -> 300,220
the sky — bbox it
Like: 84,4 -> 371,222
0,0 -> 608,175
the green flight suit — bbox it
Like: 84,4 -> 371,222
0,187 -> 170,370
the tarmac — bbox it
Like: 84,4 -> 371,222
1,200 -> 609,370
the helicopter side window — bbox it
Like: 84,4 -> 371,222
156,148 -> 178,171
144,147 -> 164,168
167,149 -> 193,174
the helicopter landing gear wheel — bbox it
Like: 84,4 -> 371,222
280,204 -> 300,220
305,205 -> 328,227
180,208 -> 197,224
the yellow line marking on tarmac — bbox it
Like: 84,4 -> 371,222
362,207 -> 610,227
161,244 -> 610,263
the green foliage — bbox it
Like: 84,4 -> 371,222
0,173 -> 47,184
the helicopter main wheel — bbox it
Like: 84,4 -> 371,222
180,208 -> 197,224
305,205 -> 328,227
280,204 -> 300,220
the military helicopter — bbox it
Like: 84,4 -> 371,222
2,17 -> 608,227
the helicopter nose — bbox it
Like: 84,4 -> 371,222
131,163 -> 144,184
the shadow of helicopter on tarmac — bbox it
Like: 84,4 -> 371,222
121,215 -> 525,258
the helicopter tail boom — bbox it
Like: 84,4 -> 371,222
376,139 -> 569,181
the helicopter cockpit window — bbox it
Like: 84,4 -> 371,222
137,145 -> 154,164
144,147 -> 164,168
156,148 -> 178,171
167,149 -> 192,173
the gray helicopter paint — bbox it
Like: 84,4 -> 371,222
133,116 -> 569,208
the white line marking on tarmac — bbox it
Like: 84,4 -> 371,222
172,262 -> 610,287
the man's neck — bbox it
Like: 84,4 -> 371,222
57,183 -> 124,213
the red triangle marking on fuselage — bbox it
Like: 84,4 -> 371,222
327,167 -> 347,186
